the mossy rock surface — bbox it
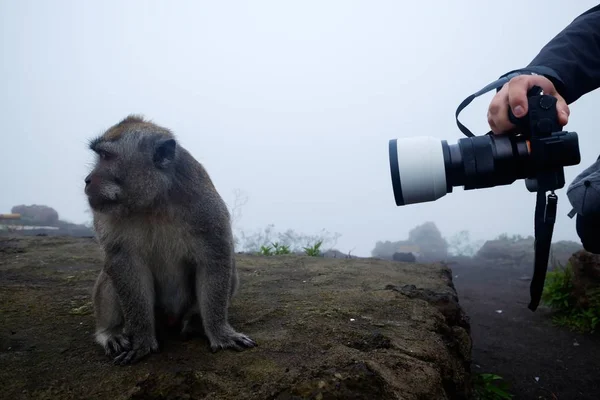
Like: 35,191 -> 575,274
0,235 -> 472,399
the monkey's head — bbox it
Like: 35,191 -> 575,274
85,115 -> 178,214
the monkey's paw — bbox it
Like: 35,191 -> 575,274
103,333 -> 132,357
113,334 -> 159,366
209,330 -> 257,353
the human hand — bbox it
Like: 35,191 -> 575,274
487,74 -> 570,134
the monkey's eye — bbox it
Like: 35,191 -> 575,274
97,150 -> 113,160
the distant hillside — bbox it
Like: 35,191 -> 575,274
474,235 -> 582,269
1,204 -> 94,237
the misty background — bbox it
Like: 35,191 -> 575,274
2,0 -> 599,257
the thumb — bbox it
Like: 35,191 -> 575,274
506,78 -> 530,118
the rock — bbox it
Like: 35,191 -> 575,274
568,250 -> 600,308
10,204 -> 59,226
0,235 -> 473,400
371,222 -> 449,262
408,222 -> 449,262
392,252 -> 416,263
474,237 -> 582,269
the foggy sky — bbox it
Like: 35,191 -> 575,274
2,1 -> 599,256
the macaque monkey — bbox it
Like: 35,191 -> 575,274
85,115 -> 256,365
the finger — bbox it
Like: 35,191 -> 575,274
113,350 -> 135,365
556,98 -> 570,126
506,76 -> 532,118
235,335 -> 257,348
117,335 -> 131,351
507,75 -> 573,129
507,74 -> 564,118
487,112 -> 498,133
488,92 -> 513,134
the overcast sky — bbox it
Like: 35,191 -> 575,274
2,1 -> 599,256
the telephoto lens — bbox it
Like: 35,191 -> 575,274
389,131 -> 580,207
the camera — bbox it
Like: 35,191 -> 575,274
387,81 -> 582,312
389,130 -> 581,206
389,85 -> 581,206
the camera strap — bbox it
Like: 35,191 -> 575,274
520,87 -> 562,311
455,75 -> 558,312
455,71 -> 537,137
530,190 -> 557,311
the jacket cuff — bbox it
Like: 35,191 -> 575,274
496,67 -> 567,99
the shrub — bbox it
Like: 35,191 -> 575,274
303,240 -> 323,257
542,262 -> 600,333
258,242 -> 292,256
472,373 -> 513,400
257,240 -> 323,257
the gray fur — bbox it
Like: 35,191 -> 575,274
85,115 -> 256,365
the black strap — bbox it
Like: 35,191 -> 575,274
529,191 -> 557,311
455,71 -> 535,137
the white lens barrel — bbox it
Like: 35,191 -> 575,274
389,137 -> 448,205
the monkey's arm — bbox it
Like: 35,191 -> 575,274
194,236 -> 256,352
104,249 -> 158,365
500,5 -> 600,104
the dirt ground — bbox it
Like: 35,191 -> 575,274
0,235 -> 472,400
450,259 -> 600,400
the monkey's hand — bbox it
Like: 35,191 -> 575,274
113,332 -> 159,365
102,252 -> 159,365
208,326 -> 257,353
103,333 -> 132,357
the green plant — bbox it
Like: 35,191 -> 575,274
303,240 -> 323,257
236,223 -> 341,254
271,242 -> 291,255
258,245 -> 273,256
257,242 -> 292,256
472,373 -> 513,400
542,262 -> 600,333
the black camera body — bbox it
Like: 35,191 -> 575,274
388,82 -> 581,311
514,85 -> 580,193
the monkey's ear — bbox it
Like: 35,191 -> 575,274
153,138 -> 177,168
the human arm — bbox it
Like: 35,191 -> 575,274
488,5 -> 600,133
518,4 -> 600,104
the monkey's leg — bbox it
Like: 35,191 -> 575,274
105,252 -> 159,365
92,271 -> 131,356
197,255 -> 257,352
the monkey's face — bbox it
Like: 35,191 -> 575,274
85,130 -> 177,215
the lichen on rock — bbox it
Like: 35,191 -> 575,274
1,235 -> 473,399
